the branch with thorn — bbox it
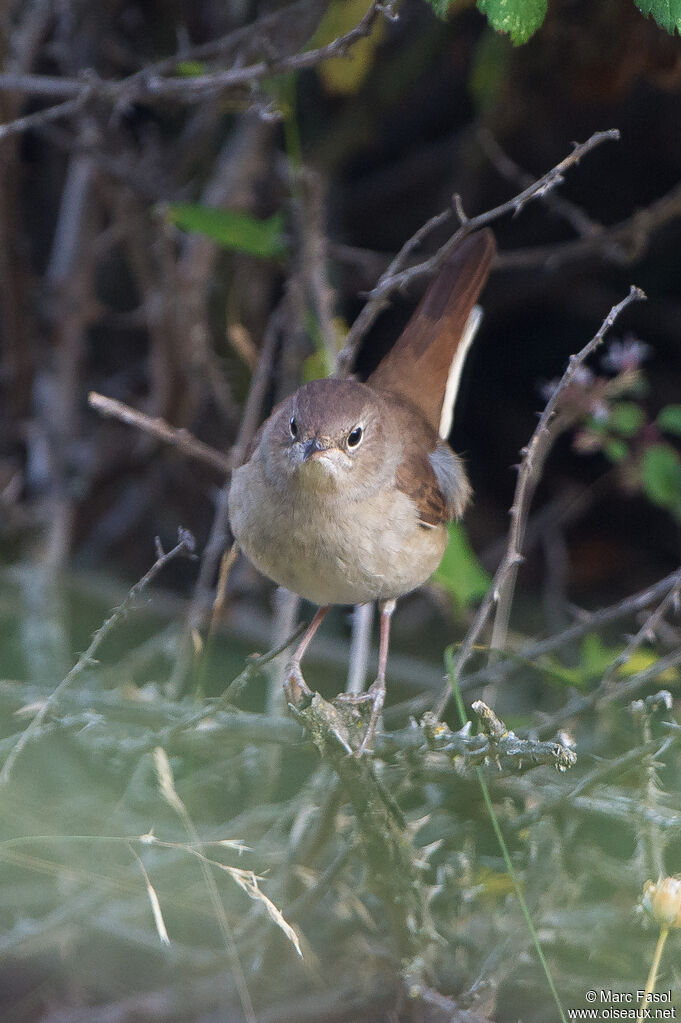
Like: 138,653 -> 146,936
336,129 -> 620,373
421,707 -> 577,773
434,283 -> 646,720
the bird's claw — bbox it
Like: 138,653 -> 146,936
284,661 -> 313,706
337,677 -> 386,755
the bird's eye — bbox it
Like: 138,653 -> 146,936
289,416 -> 298,439
347,426 -> 363,449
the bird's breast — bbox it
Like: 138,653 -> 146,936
228,456 -> 447,606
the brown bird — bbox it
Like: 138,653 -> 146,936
228,229 -> 496,751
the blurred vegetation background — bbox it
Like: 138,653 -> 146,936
1,0 -> 681,1020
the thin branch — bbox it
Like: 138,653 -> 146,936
434,284 -> 646,720
488,285 -> 646,655
458,564 -> 681,694
335,205 -> 454,375
330,172 -> 681,281
0,93 -> 88,142
599,569 -> 681,689
0,2 -> 390,114
0,530 -> 195,785
337,129 -> 620,371
477,127 -> 602,240
530,645 -> 681,740
88,391 -> 233,474
496,179 -> 681,270
167,299 -> 283,695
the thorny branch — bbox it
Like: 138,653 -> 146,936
336,129 -> 620,373
421,704 -> 577,773
488,285 -> 646,654
434,284 -> 646,720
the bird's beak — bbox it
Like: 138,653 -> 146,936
301,437 -> 327,461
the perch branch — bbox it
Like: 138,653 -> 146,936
286,686 -> 428,961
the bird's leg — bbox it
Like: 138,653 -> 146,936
337,599 -> 395,754
284,605 -> 330,700
359,598 -> 394,753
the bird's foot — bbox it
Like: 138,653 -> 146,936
337,677 -> 386,755
284,661 -> 313,706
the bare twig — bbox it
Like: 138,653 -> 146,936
488,285 -> 646,656
458,565 -> 681,694
599,569 -> 681,689
331,171 -> 681,281
88,391 -> 233,474
0,2 -> 390,114
477,128 -> 602,240
43,146 -> 97,569
530,645 -> 681,740
496,179 -> 681,270
0,93 -> 88,141
335,205 -> 454,375
297,168 -> 341,369
0,529 -> 195,785
167,299 -> 283,695
508,735 -> 677,832
434,284 -> 646,720
337,130 -> 620,371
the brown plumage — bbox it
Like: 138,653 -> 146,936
367,228 -> 497,435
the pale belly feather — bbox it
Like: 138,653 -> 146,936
228,460 -> 447,606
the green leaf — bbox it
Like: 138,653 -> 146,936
433,522 -> 490,608
635,0 -> 681,34
166,204 -> 287,258
301,350 -> 332,384
424,0 -> 454,16
174,60 -> 207,77
642,444 -> 681,511
604,439 -> 628,463
539,634 -> 622,691
609,401 -> 644,437
657,404 -> 681,436
470,28 -> 510,112
477,0 -> 548,44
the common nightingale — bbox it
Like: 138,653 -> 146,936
228,228 -> 496,751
